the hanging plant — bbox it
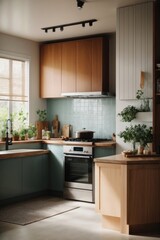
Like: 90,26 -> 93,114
118,105 -> 139,122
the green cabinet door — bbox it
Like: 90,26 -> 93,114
0,158 -> 22,200
47,145 -> 64,192
22,155 -> 49,194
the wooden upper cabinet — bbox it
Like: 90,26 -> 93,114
117,2 -> 153,100
92,37 -> 109,93
61,41 -> 76,93
76,39 -> 92,92
40,43 -> 62,98
40,36 -> 109,98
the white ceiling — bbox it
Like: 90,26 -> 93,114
0,0 -> 148,42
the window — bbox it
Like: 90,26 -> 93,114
0,57 -> 29,135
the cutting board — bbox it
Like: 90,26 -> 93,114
62,125 -> 70,138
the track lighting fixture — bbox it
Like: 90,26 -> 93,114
41,19 -> 97,34
77,0 -> 85,9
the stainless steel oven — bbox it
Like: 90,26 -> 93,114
63,145 -> 95,203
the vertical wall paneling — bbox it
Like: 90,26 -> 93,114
117,2 -> 153,100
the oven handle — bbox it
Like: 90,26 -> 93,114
64,154 -> 92,159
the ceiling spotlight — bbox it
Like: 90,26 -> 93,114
89,21 -> 93,26
82,22 -> 85,27
45,29 -> 48,33
60,26 -> 64,31
77,0 -> 85,9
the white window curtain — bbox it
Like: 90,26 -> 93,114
0,57 -> 29,102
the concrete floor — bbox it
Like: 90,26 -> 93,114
0,199 -> 159,240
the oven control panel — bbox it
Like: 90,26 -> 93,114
63,145 -> 93,155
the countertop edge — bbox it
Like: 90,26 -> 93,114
0,139 -> 116,147
0,149 -> 49,159
43,139 -> 116,147
94,154 -> 160,164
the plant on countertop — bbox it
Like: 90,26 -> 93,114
118,105 -> 139,122
118,124 -> 153,152
36,109 -> 47,121
27,125 -> 37,139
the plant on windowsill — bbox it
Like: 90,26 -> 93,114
35,109 -> 49,139
19,127 -> 28,140
27,125 -> 37,140
12,130 -> 20,141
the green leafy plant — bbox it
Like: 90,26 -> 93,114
36,109 -> 47,121
118,124 -> 153,150
118,105 -> 139,122
136,89 -> 150,112
12,130 -> 19,141
27,125 -> 37,139
19,128 -> 28,140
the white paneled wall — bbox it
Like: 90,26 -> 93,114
116,1 -> 154,154
116,1 -> 153,100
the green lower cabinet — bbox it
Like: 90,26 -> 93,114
0,154 -> 49,202
47,145 -> 64,193
0,158 -> 22,200
94,147 -> 116,158
22,155 -> 49,194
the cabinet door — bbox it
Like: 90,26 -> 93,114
40,43 -> 61,98
0,158 -> 22,200
76,39 -> 92,92
22,155 -> 48,194
92,38 -> 103,91
47,145 -> 64,192
117,2 -> 153,99
61,41 -> 76,93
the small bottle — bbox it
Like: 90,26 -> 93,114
157,78 -> 160,93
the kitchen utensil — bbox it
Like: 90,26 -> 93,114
75,129 -> 95,139
62,125 -> 71,138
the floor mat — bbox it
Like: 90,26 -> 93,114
0,196 -> 79,225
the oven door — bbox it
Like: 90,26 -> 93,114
64,154 -> 93,190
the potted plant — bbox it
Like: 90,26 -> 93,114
19,127 -> 28,140
118,124 -> 153,154
0,129 -> 6,141
118,105 -> 139,122
35,109 -> 49,139
0,119 -> 7,141
12,130 -> 20,141
27,125 -> 37,140
136,89 -> 150,112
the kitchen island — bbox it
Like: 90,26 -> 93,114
94,154 -> 160,235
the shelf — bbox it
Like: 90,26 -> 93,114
136,112 -> 153,122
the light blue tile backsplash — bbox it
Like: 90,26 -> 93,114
47,98 -> 116,139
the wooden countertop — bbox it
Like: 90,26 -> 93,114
94,153 -> 160,165
0,149 -> 49,159
43,139 -> 116,147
